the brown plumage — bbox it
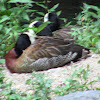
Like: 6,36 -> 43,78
5,36 -> 89,73
53,26 -> 82,40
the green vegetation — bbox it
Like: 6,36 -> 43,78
26,72 -> 52,100
0,1 -> 100,100
71,3 -> 100,53
0,67 -> 51,100
54,65 -> 98,96
0,66 -> 98,99
0,67 -> 27,100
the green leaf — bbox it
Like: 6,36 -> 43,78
2,90 -> 11,95
0,59 -> 5,64
83,3 -> 99,11
8,0 -> 34,3
36,12 -> 45,16
22,13 -> 30,21
26,79 -> 31,85
6,28 -> 12,34
8,94 -> 21,100
92,37 -> 99,44
49,3 -> 59,11
29,26 -> 38,34
98,60 -> 100,64
96,88 -> 100,90
0,15 -> 10,23
0,3 -> 6,11
0,25 -> 3,30
36,22 -> 48,34
35,2 -> 47,9
83,70 -> 89,80
5,43 -> 15,51
60,18 -> 67,21
95,40 -> 100,49
65,22 -> 72,27
56,11 -> 62,16
96,33 -> 100,36
92,28 -> 99,34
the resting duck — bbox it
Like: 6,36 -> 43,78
44,11 -> 60,32
5,33 -> 89,73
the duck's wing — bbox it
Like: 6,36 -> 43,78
19,36 -> 89,72
25,37 -> 74,60
12,36 -> 90,72
29,52 -> 77,71
24,36 -> 89,61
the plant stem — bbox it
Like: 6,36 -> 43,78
44,0 -> 48,12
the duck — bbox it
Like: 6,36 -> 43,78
5,33 -> 89,73
44,11 -> 60,32
28,21 -> 53,36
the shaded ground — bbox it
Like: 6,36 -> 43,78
2,52 -> 100,97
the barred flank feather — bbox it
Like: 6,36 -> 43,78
29,52 -> 77,71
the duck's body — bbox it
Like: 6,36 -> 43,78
5,36 -> 89,73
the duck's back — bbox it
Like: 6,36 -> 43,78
24,36 -> 89,61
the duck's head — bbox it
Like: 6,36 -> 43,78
14,31 -> 35,57
28,21 -> 53,36
44,11 -> 57,22
44,11 -> 60,32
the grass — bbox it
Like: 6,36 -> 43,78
54,65 -> 98,96
71,3 -> 100,53
0,65 -> 99,100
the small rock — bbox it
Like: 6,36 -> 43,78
53,90 -> 100,100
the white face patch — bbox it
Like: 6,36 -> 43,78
44,13 -> 49,22
23,32 -> 35,44
29,21 -> 38,28
28,21 -> 38,35
28,29 -> 35,35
